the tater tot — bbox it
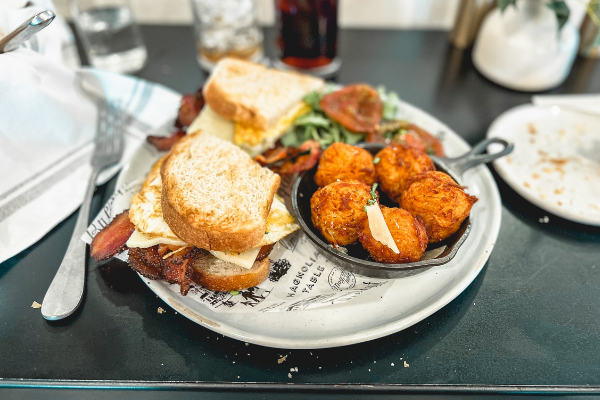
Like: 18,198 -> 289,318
358,206 -> 428,263
374,144 -> 435,202
400,171 -> 478,243
310,180 -> 372,246
314,142 -> 377,187
404,170 -> 456,191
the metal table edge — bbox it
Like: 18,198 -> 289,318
1,380 -> 600,394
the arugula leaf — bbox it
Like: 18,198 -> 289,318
280,85 -> 402,149
302,91 -> 323,111
294,113 -> 330,127
280,130 -> 301,147
330,123 -> 341,144
341,127 -> 364,145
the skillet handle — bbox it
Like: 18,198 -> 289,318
442,137 -> 514,177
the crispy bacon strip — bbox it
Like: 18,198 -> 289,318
128,246 -> 163,279
147,86 -> 205,152
176,88 -> 205,128
254,144 -> 290,166
276,140 -> 322,176
161,247 -> 202,296
146,130 -> 186,152
90,210 -> 135,261
256,140 -> 322,177
128,244 -> 274,295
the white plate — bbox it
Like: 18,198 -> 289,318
487,104 -> 600,226
116,101 -> 502,349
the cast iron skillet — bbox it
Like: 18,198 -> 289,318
291,137 -> 513,279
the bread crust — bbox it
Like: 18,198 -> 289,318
203,58 -> 324,131
204,77 -> 268,131
161,186 -> 269,252
161,131 -> 280,252
193,256 -> 271,292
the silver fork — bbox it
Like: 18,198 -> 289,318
42,100 -> 125,321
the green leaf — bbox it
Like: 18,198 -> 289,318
294,113 -> 331,127
330,123 -> 341,143
497,0 -> 517,12
321,131 -> 334,146
342,129 -> 364,145
280,130 -> 301,147
546,0 -> 570,31
370,183 -> 379,201
309,125 -> 320,142
302,91 -> 323,110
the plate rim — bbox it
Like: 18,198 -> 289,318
115,100 -> 502,349
487,103 -> 600,227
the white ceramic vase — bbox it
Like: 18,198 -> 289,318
472,0 -> 579,91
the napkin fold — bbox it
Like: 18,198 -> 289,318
0,22 -> 181,263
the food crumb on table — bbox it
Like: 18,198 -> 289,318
31,301 -> 41,309
539,216 -> 550,223
404,361 -> 410,367
278,355 -> 287,364
157,307 -> 165,314
288,373 -> 292,378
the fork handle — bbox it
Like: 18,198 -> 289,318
41,167 -> 100,320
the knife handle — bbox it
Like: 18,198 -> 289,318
41,168 -> 99,321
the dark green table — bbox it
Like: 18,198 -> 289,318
1,26 -> 600,399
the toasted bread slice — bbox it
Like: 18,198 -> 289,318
203,58 -> 324,131
193,254 -> 270,292
161,131 -> 280,252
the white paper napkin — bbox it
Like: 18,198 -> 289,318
0,10 -> 181,262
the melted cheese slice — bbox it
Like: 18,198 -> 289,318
127,191 -> 298,269
209,248 -> 261,270
365,203 -> 400,254
126,229 -> 187,248
187,105 -> 235,143
234,102 -> 311,148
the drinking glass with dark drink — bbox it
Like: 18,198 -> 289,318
273,0 -> 340,77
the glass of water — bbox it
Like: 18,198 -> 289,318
190,0 -> 265,71
70,0 -> 147,74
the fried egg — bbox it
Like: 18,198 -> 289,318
187,102 -> 311,157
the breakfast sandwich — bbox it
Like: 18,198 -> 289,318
92,131 -> 299,295
187,58 -> 325,156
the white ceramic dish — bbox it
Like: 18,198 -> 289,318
487,104 -> 600,226
116,100 -> 503,349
